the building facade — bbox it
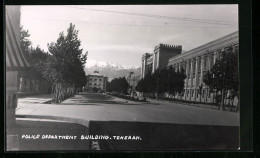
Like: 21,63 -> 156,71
6,6 -> 30,131
141,44 -> 182,78
141,31 -> 239,104
86,71 -> 107,93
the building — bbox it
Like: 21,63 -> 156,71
6,5 -> 30,150
141,31 -> 239,104
85,71 -> 107,93
126,72 -> 140,97
141,44 -> 182,78
6,6 -> 30,128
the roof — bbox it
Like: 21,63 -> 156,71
6,6 -> 30,71
88,71 -> 104,77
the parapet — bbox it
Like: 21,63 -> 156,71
142,53 -> 152,59
155,44 -> 182,50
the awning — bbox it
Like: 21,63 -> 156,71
5,6 -> 30,71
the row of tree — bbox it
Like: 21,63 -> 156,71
135,66 -> 186,99
19,23 -> 87,103
106,77 -> 129,95
135,46 -> 238,111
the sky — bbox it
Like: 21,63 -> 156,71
20,5 -> 238,68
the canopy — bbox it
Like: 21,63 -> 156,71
6,6 -> 30,71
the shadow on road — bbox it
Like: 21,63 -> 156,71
59,93 -> 156,106
89,121 -> 239,150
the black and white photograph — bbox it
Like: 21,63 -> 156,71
5,5 -> 240,151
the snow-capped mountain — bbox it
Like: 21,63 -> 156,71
86,60 -> 139,70
85,60 -> 141,80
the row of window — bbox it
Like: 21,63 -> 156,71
171,44 -> 238,74
185,88 -> 211,98
89,78 -> 103,82
88,83 -> 102,86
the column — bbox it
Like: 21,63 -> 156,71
152,53 -> 156,73
184,61 -> 189,100
141,57 -> 144,78
200,56 -> 203,85
189,60 -> 193,101
194,57 -> 199,101
213,51 -> 217,64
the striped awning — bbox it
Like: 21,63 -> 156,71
6,6 -> 30,71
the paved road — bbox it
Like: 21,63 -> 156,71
14,92 -> 240,150
17,92 -> 239,126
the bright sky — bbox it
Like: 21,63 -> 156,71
20,5 -> 238,67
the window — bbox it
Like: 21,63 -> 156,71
89,78 -> 92,81
197,58 -> 201,72
188,61 -> 191,73
233,44 -> 238,52
210,53 -> 214,67
89,83 -> 92,85
99,79 -> 102,81
192,60 -> 196,72
94,78 -> 97,82
204,56 -> 207,70
182,61 -> 186,71
197,72 -> 201,85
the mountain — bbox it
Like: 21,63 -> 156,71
85,60 -> 141,81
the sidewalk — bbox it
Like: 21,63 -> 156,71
147,98 -> 220,110
107,95 -> 146,105
16,93 -> 53,114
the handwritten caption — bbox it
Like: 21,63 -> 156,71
21,134 -> 142,140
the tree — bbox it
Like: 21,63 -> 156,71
203,46 -> 239,110
43,23 -> 88,102
20,26 -> 32,60
19,27 -> 50,92
167,66 -> 186,99
135,78 -> 146,93
109,77 -> 129,95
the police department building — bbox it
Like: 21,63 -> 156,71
141,31 -> 238,104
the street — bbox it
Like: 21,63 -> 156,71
14,92 -> 240,150
17,92 -> 239,126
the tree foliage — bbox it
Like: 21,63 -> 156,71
20,26 -> 32,60
203,46 -> 239,108
42,23 -> 88,102
19,27 -> 49,81
108,77 -> 129,95
135,67 -> 186,98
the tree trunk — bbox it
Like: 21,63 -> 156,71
220,88 -> 225,111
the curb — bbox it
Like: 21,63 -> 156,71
16,114 -> 90,127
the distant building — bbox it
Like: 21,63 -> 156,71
126,72 -> 140,96
86,71 -> 107,93
141,44 -> 182,78
140,31 -> 239,104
